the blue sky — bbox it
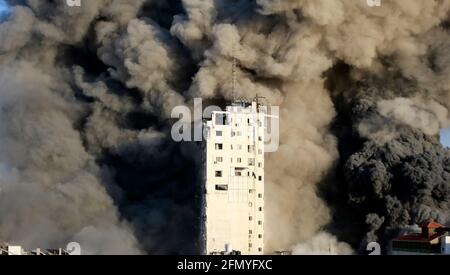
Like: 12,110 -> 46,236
0,0 -> 7,10
0,0 -> 9,18
441,129 -> 450,148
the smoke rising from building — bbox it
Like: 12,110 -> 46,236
0,0 -> 448,254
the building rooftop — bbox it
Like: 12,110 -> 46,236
420,220 -> 445,229
393,219 -> 450,243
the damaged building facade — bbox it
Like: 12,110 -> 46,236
201,100 -> 270,255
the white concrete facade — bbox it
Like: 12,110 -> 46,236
441,236 -> 450,254
203,101 -> 266,255
7,246 -> 23,255
391,235 -> 450,255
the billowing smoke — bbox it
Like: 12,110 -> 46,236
292,232 -> 353,255
0,0 -> 449,255
327,72 -> 450,252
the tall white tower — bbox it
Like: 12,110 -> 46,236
202,100 -> 267,255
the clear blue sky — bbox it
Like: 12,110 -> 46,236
441,128 -> 450,148
0,0 -> 9,19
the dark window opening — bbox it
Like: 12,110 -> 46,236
215,184 -> 228,191
215,113 -> 229,125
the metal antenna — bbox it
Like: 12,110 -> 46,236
255,94 -> 266,108
232,44 -> 237,102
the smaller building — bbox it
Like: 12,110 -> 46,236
391,220 -> 450,255
0,245 -> 24,255
0,243 -> 69,255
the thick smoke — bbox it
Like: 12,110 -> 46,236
327,74 -> 450,251
292,232 -> 353,255
0,0 -> 449,255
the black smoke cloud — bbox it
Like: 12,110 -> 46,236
0,0 -> 449,254
326,69 -> 450,252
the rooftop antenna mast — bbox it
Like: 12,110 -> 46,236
232,43 -> 237,102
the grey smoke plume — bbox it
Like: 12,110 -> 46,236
0,0 -> 449,254
330,77 -> 450,251
292,232 -> 353,255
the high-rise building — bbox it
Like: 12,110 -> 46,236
201,100 -> 268,255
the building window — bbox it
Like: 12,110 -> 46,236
249,189 -> 253,194
216,130 -> 223,137
215,184 -> 228,191
215,143 -> 223,150
259,176 -> 262,181
258,162 -> 262,168
249,216 -> 253,221
258,221 -> 262,225
248,158 -> 255,166
248,145 -> 255,153
249,243 -> 252,248
215,171 -> 223,177
258,193 -> 262,198
236,116 -> 242,126
249,230 -> 253,234
216,157 -> 223,163
259,207 -> 262,212
258,248 -> 262,252
237,158 -> 242,163
258,234 -> 262,239
215,113 -> 228,125
235,171 -> 242,177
